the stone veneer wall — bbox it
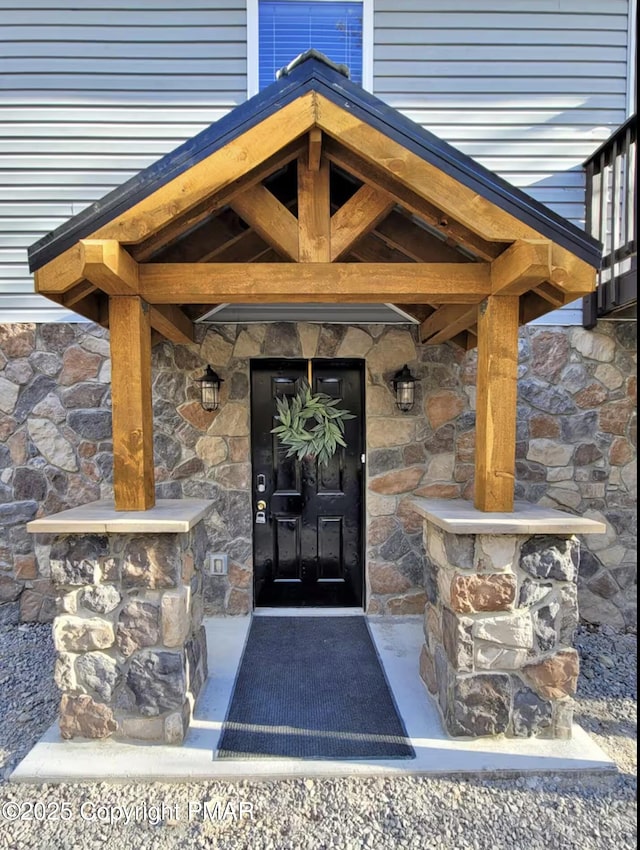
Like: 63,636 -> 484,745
50,524 -> 208,743
419,520 -> 580,738
0,320 -> 636,626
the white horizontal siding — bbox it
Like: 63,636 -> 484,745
374,0 -> 631,324
0,0 -> 633,324
0,0 -> 247,322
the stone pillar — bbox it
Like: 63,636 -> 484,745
412,499 -> 606,739
29,502 -> 212,745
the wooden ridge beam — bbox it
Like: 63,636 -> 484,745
491,240 -> 552,296
298,157 -> 331,261
330,184 -> 395,261
138,262 -> 491,304
230,183 -> 299,261
475,295 -> 519,512
323,138 -> 503,261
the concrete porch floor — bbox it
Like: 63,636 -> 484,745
11,613 -> 615,783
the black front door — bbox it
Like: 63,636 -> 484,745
251,359 -> 364,607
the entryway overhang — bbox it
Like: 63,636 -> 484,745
28,51 -> 602,515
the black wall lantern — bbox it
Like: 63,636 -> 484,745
195,365 -> 223,411
392,364 -> 417,412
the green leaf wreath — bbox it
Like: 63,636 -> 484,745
271,380 -> 356,466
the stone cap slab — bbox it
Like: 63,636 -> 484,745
27,499 -> 214,534
408,498 -> 607,536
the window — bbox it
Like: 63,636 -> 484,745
248,0 -> 371,95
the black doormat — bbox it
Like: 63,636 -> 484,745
216,617 -> 415,760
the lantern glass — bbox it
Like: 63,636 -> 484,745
392,364 -> 416,413
196,365 -> 223,411
395,380 -> 415,412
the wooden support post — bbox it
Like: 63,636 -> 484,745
298,156 -> 331,261
474,295 -> 519,512
109,296 -> 155,511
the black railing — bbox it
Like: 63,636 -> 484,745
583,114 -> 637,327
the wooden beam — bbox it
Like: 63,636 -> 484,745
550,244 -> 597,295
491,239 -> 552,296
374,210 -> 470,263
132,140 -> 305,261
474,296 -> 519,512
324,139 -> 503,261
209,230 -> 272,263
298,157 -> 331,261
61,290 -> 109,326
392,304 -> 435,323
308,128 -> 322,172
209,198 -> 298,262
153,209 -> 248,263
148,304 -> 195,344
425,306 -> 477,345
520,290 -> 561,325
80,240 -> 138,295
534,281 -> 566,307
350,232 -> 416,263
230,183 -> 299,261
32,93 -> 315,287
317,94 -> 545,244
110,94 -> 316,245
450,331 -> 476,351
330,184 -> 396,261
109,296 -> 155,511
35,242 -> 84,295
183,304 -> 220,321
420,304 -> 469,342
138,262 -> 491,304
252,248 -> 284,262
62,279 -> 96,307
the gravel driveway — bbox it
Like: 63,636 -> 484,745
0,621 -> 636,850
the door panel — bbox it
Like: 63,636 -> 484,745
251,358 -> 364,607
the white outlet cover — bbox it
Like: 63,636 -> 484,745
207,552 -> 228,576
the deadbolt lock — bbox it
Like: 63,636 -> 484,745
257,500 -> 267,510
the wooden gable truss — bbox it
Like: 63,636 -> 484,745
30,85 -> 599,515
